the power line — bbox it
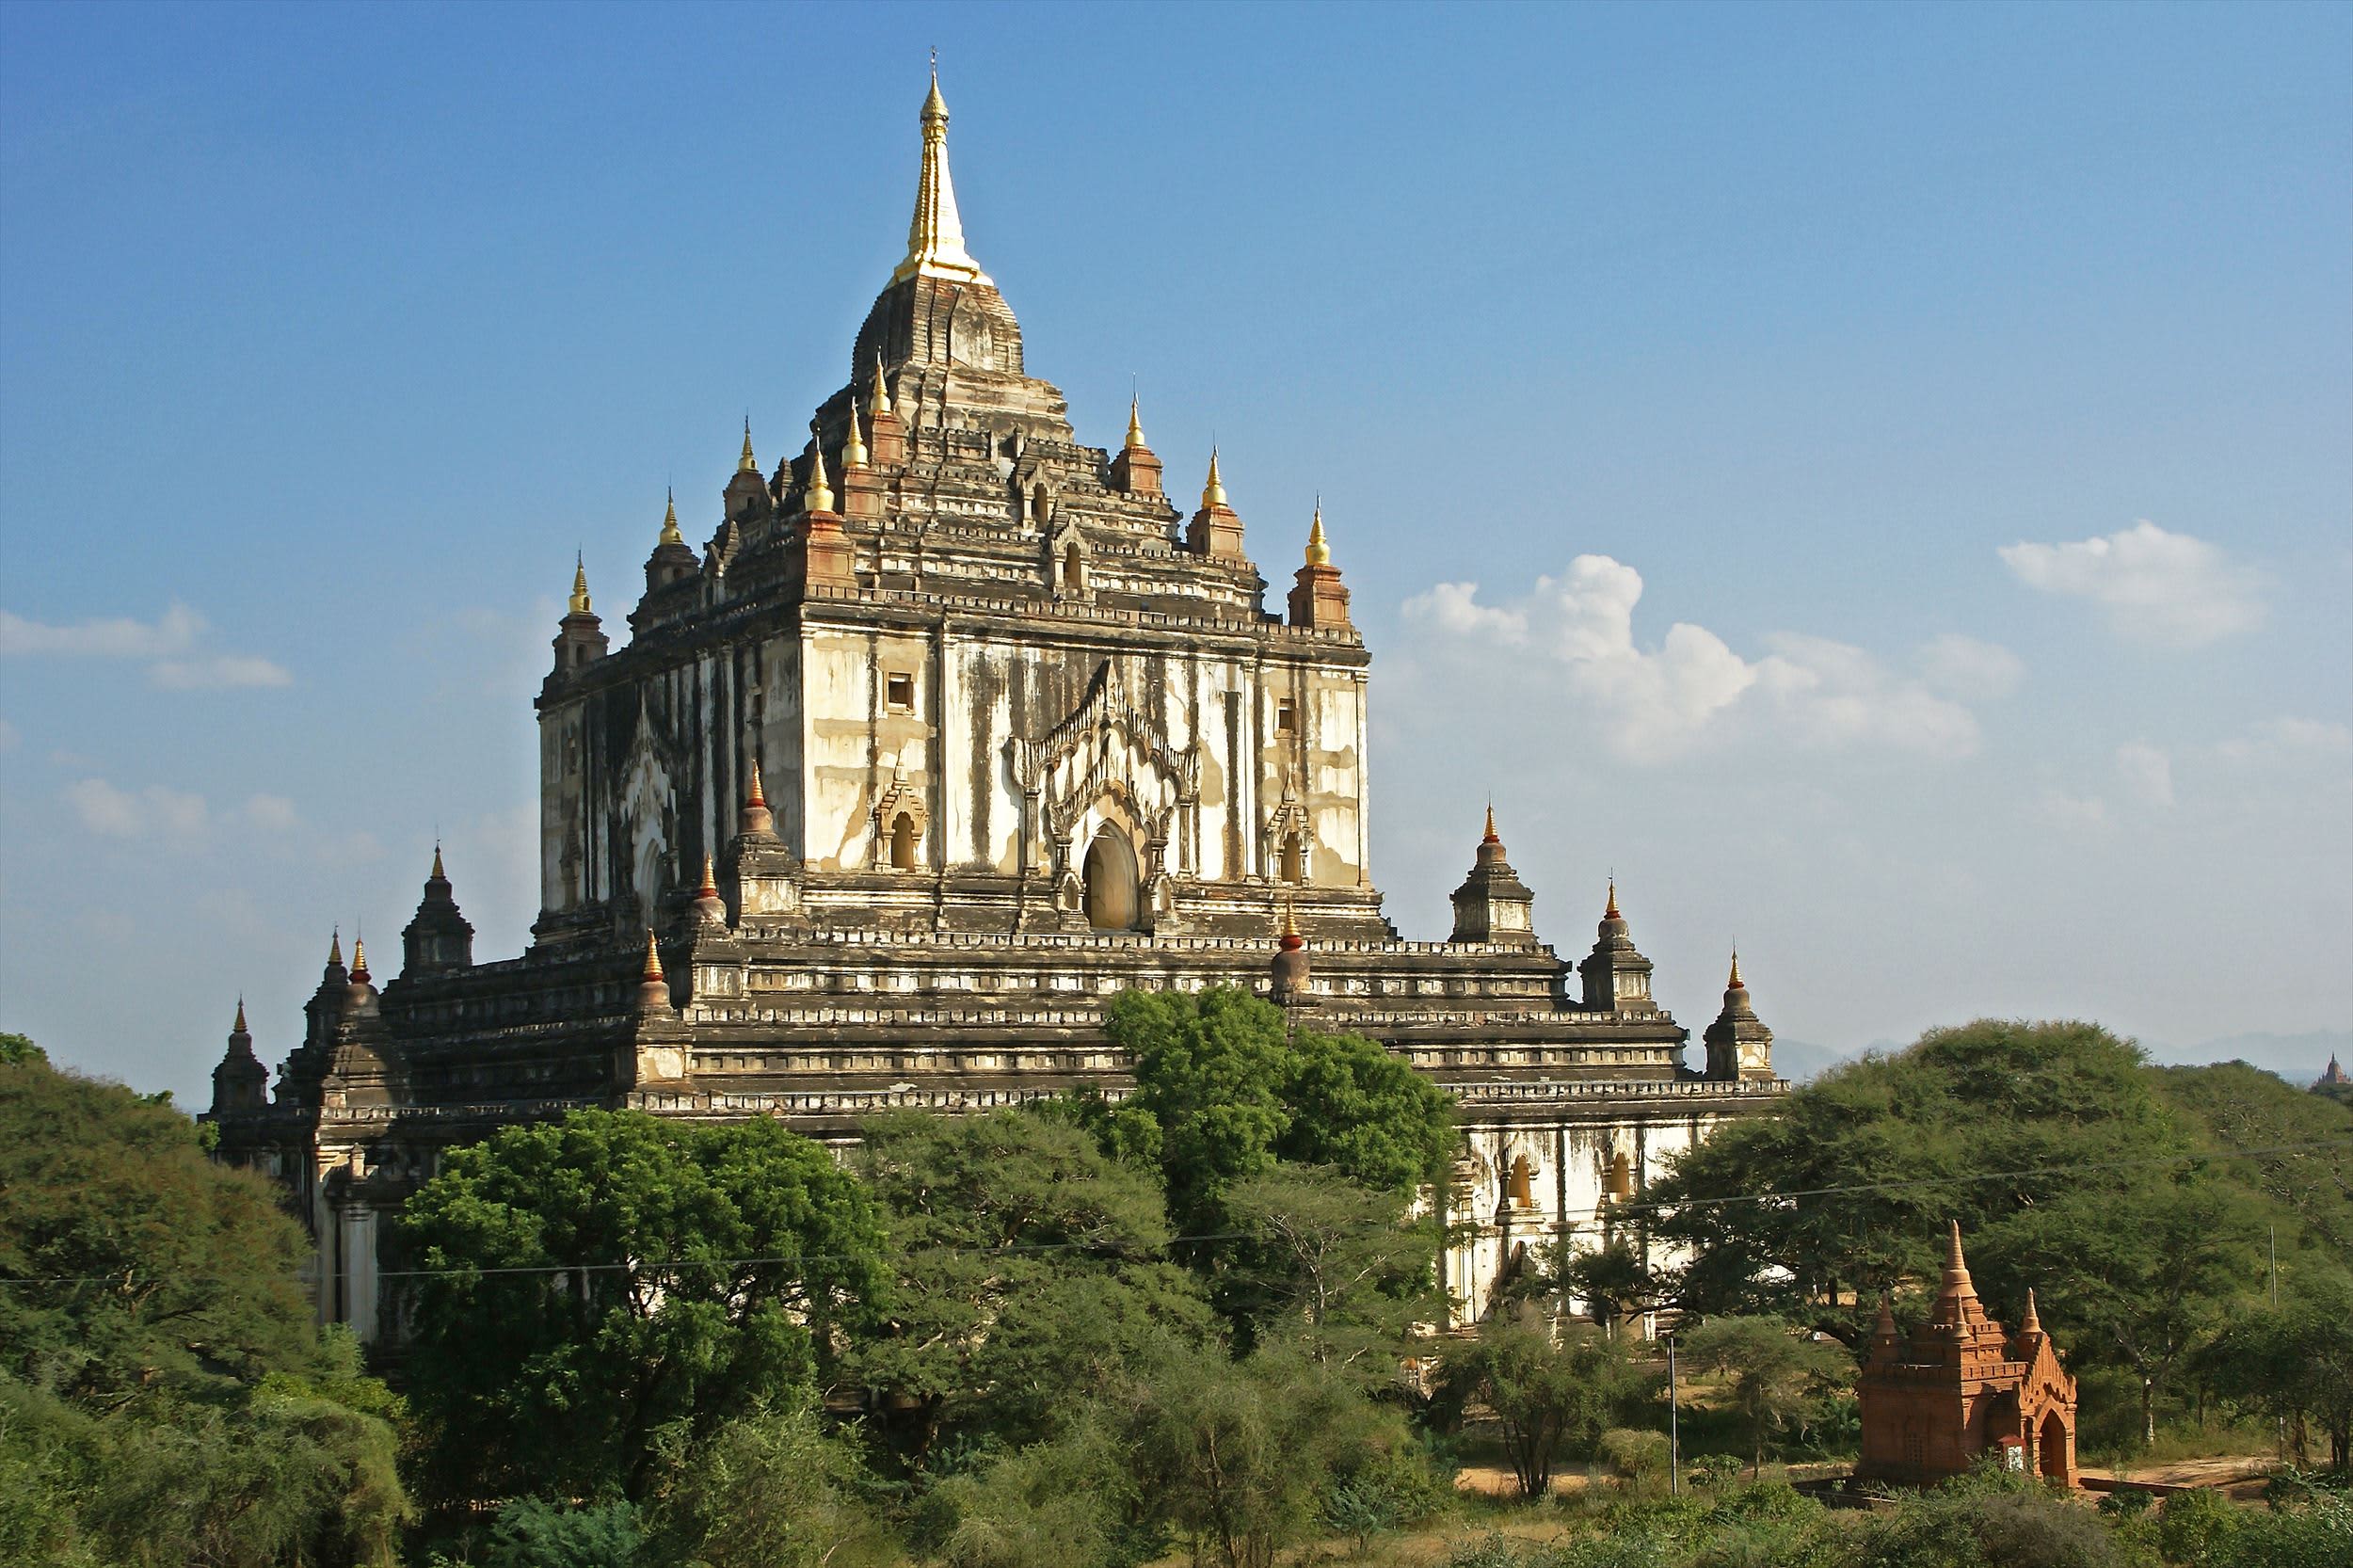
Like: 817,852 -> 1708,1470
2,1135 -> 2344,1290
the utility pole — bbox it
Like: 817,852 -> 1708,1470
1667,1331 -> 1680,1494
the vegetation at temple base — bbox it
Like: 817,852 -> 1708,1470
0,1042 -> 411,1566
8,1009 -> 2351,1565
1638,1018 -> 2353,1457
398,1110 -> 888,1507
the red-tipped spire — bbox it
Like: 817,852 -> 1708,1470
641,927 -> 664,982
746,759 -> 767,808
348,934 -> 371,985
1482,804 -> 1499,845
1604,876 -> 1621,920
697,855 -> 719,901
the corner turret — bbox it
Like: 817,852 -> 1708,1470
401,844 -> 476,977
1449,807 -> 1537,947
1110,396 -> 1163,497
724,420 -> 772,524
1702,949 -> 1775,1081
1185,448 -> 1248,563
553,556 -> 609,675
1287,500 -> 1351,630
645,488 -> 697,594
208,998 -> 270,1116
1578,878 -> 1658,1015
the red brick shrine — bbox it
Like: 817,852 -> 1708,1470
1856,1222 -> 2077,1486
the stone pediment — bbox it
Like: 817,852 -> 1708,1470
1006,660 -> 1199,844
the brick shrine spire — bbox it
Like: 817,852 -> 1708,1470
893,67 -> 990,286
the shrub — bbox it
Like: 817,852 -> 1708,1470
478,1498 -> 647,1568
1599,1428 -> 1673,1494
2155,1487 -> 2239,1566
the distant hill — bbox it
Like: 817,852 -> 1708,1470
2141,1029 -> 2352,1085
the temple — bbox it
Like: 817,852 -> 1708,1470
202,73 -> 1785,1341
1857,1224 -> 2079,1487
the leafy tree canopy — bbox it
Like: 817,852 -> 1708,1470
1098,987 -> 1455,1235
850,1107 -> 1217,1464
400,1108 -> 886,1505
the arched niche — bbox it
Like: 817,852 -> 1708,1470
1082,825 -> 1141,932
889,812 -> 919,871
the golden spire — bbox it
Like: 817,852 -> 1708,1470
658,488 -> 683,546
1126,396 -> 1146,450
739,418 -> 758,473
568,554 -> 591,615
233,996 -> 248,1033
431,843 -> 446,881
1305,498 -> 1330,566
745,758 -> 767,809
350,936 -> 368,979
698,854 -> 719,899
1281,898 -> 1300,939
328,929 -> 343,968
892,66 -> 990,285
841,403 -> 869,471
641,927 -> 664,982
804,443 -> 834,513
1483,803 -> 1498,844
1605,875 -> 1620,920
1728,949 -> 1743,989
1201,447 -> 1227,511
869,353 -> 893,419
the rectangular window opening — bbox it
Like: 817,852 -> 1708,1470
1275,698 -> 1296,734
886,673 -> 915,711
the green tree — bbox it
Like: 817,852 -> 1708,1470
1115,1344 -> 1405,1568
2158,1061 -> 2353,1257
1099,987 -> 1454,1235
645,1402 -> 899,1568
1984,1173 -> 2264,1447
1555,1234 -> 1670,1338
1677,1315 -> 1849,1477
400,1108 -> 885,1505
850,1106 -> 1216,1464
1433,1316 -> 1640,1498
0,1051 -> 317,1402
0,1046 -> 410,1567
1650,1020 -> 2184,1348
1222,1164 -> 1442,1376
2203,1266 -> 2353,1472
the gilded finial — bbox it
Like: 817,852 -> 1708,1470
1482,803 -> 1498,844
745,759 -> 766,809
804,443 -> 835,513
739,417 -> 757,473
349,935 -> 369,982
641,927 -> 664,982
233,996 -> 248,1033
568,553 -> 591,616
659,488 -> 683,546
328,928 -> 344,968
841,402 -> 869,471
869,353 -> 893,419
1305,498 -> 1329,566
896,60 -> 989,285
431,842 -> 446,882
1126,396 -> 1146,451
698,853 -> 719,899
1201,447 -> 1226,511
1281,897 -> 1300,940
1605,875 -> 1620,920
1728,948 -> 1742,989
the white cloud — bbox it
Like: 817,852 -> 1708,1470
151,654 -> 294,690
1918,634 -> 2025,700
64,778 -> 209,845
1997,520 -> 2265,648
243,793 -> 301,832
0,601 -> 290,692
0,603 -> 203,658
1401,581 -> 1529,642
2214,716 -> 2353,769
2116,742 -> 2175,808
1401,555 -> 1983,763
2029,788 -> 2111,835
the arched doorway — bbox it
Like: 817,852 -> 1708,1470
2038,1412 -> 2069,1481
1280,830 -> 1304,883
1082,827 -> 1139,931
1063,542 -> 1082,593
889,812 -> 918,871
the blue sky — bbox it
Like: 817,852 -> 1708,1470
3,1 -> 2347,1102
